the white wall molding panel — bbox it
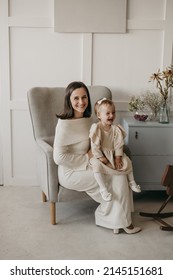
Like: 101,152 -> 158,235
54,0 -> 127,33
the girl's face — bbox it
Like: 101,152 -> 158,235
98,104 -> 115,126
70,87 -> 89,118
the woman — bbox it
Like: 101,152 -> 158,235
53,81 -> 141,234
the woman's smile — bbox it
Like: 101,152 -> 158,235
70,87 -> 88,118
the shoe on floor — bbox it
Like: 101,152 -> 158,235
113,229 -> 119,234
113,227 -> 141,234
123,226 -> 141,234
129,180 -> 141,193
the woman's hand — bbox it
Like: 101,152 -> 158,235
99,156 -> 109,165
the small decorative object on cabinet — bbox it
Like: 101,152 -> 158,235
122,117 -> 173,190
134,113 -> 148,122
128,96 -> 147,121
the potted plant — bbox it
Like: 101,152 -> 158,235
128,96 -> 148,121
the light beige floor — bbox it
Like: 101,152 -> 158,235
0,186 -> 173,260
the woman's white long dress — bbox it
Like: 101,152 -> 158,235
53,117 -> 133,230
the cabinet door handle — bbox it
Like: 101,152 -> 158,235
135,131 -> 138,139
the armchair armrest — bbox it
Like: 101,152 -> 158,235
37,138 -> 54,156
123,145 -> 131,159
36,138 -> 59,202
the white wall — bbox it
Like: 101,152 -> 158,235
0,0 -> 173,186
0,116 -> 3,185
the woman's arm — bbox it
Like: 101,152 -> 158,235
53,145 -> 89,171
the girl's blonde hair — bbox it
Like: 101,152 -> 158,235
94,98 -> 115,117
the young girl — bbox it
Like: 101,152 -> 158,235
89,98 -> 141,202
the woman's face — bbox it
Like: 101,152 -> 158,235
70,87 -> 89,118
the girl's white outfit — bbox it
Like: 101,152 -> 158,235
89,122 -> 138,199
53,117 -> 133,230
89,122 -> 132,175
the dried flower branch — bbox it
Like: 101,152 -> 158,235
149,65 -> 173,101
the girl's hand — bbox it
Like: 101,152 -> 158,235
115,156 -> 123,170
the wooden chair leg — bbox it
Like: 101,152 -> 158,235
42,191 -> 47,202
160,225 -> 173,231
140,166 -> 173,231
140,195 -> 173,219
158,219 -> 173,231
50,202 -> 56,225
140,195 -> 173,231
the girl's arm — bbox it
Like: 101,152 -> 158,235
90,140 -> 104,159
89,124 -> 104,159
90,135 -> 109,164
114,126 -> 125,156
115,156 -> 123,170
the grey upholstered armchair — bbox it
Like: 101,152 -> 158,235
27,86 -> 112,225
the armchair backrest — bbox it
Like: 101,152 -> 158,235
27,86 -> 112,144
